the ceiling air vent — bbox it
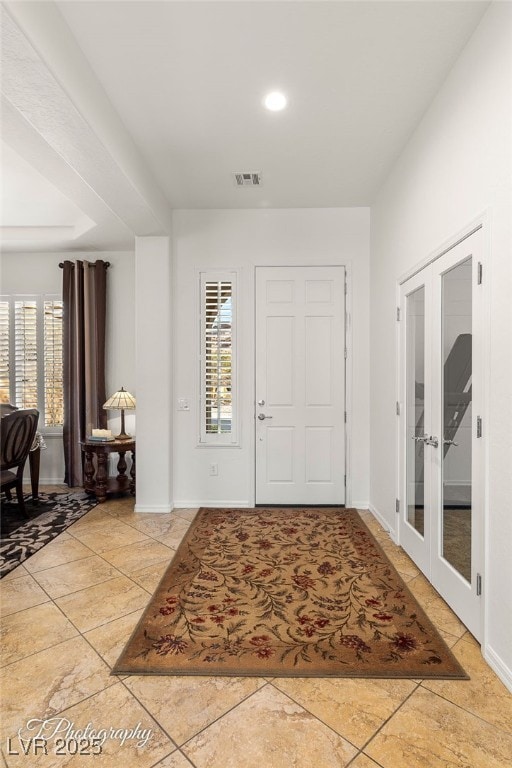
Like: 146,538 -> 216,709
233,172 -> 262,187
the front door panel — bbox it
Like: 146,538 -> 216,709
255,266 -> 345,505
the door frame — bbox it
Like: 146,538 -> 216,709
252,263 -> 351,507
396,216 -> 490,641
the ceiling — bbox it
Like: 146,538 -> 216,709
1,0 -> 490,251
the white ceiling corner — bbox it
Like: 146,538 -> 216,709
0,0 -> 491,253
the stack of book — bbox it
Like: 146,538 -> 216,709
88,429 -> 115,442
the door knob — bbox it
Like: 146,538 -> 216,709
443,439 -> 458,446
258,413 -> 273,420
412,434 -> 428,443
257,399 -> 265,406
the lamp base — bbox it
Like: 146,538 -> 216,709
115,431 -> 132,441
115,409 -> 132,441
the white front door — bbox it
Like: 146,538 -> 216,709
399,229 -> 484,639
255,266 -> 345,505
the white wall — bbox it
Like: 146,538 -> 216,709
134,236 -> 173,513
173,208 -> 370,508
0,250 -> 135,482
370,2 -> 512,686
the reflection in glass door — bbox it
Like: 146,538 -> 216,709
441,258 -> 472,583
406,287 -> 426,538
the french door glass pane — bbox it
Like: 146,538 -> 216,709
406,286 -> 425,537
441,257 -> 472,582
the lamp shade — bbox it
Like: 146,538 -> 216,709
103,387 -> 136,410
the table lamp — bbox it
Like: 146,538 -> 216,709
103,387 -> 136,440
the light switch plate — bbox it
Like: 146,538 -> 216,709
177,398 -> 190,411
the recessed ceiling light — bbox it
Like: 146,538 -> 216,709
264,91 -> 287,112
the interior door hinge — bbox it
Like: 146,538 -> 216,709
476,573 -> 482,596
396,401 -> 400,416
477,416 -> 482,438
395,498 -> 400,514
344,280 -> 348,295
344,411 -> 347,423
477,262 -> 483,285
344,347 -> 348,359
396,307 -> 400,321
344,474 -> 347,487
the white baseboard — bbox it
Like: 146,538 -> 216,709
173,500 -> 251,509
350,500 -> 369,510
483,644 -> 512,693
134,504 -> 174,514
368,502 -> 397,542
37,477 -> 66,486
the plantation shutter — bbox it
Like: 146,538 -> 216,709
0,301 -> 10,403
200,274 -> 237,444
44,300 -> 64,426
14,300 -> 38,410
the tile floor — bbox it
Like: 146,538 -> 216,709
1,492 -> 511,768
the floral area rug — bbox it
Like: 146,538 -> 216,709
114,507 -> 468,679
0,490 -> 97,579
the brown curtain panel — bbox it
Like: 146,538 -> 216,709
62,260 -> 108,486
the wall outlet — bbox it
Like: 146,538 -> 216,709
177,398 -> 190,411
209,463 -> 218,476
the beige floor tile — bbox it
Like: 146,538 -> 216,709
406,574 -> 467,638
422,636 -> 512,733
55,576 -> 149,632
350,755 -> 384,768
377,541 -> 420,580
67,507 -> 115,531
156,519 -> 191,549
118,513 -> 189,540
0,573 -> 50,616
365,686 -> 512,768
124,675 -> 266,745
172,508 -> 199,522
4,682 -> 175,767
130,559 -> 173,593
436,628 -> 462,649
100,539 -> 173,575
1,564 -> 28,581
0,602 -> 78,667
154,752 -> 195,768
183,684 -> 357,768
0,636 -> 115,741
68,521 -> 149,554
23,533 -> 95,573
31,556 -> 121,599
84,609 -> 145,669
99,498 -> 136,517
274,677 -> 417,748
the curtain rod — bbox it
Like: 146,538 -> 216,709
59,261 -> 111,268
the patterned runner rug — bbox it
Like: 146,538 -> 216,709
114,508 -> 468,679
0,490 -> 97,578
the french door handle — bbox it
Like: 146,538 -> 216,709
443,438 -> 458,447
412,434 -> 439,447
258,413 -> 273,420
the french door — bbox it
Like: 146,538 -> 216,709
255,266 -> 345,505
399,229 -> 484,639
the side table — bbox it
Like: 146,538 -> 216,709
81,438 -> 135,503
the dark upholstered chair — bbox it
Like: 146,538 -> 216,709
1,409 -> 39,516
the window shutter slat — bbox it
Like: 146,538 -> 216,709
44,300 -> 64,426
14,301 -> 38,409
2,296 -> 63,427
202,280 -> 233,438
0,301 -> 10,404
